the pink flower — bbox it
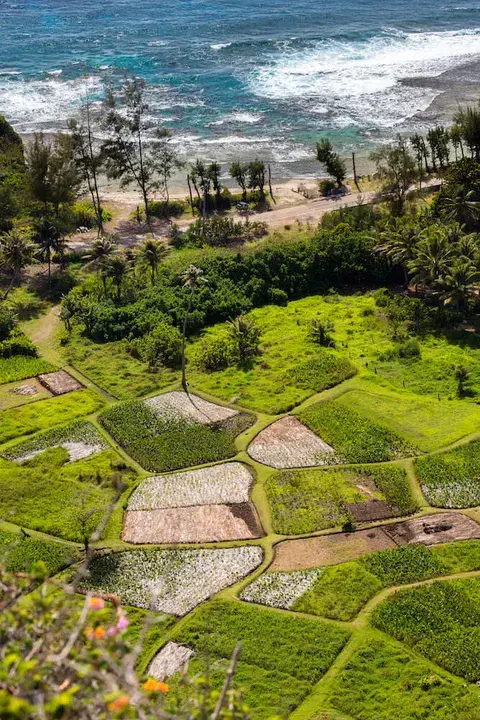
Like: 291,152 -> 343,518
116,613 -> 129,632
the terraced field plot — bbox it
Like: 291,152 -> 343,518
265,465 -> 416,535
83,547 -> 264,615
100,392 -> 253,472
1,420 -> 109,464
298,384 -> 480,461
372,578 -> 480,682
415,441 -> 480,508
168,599 -> 350,719
0,377 -> 52,410
247,416 -> 336,468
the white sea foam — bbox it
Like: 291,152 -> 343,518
210,42 -> 232,51
249,28 -> 480,127
207,111 -> 263,127
46,69 -> 63,77
0,75 -> 103,132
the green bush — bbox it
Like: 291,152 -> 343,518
269,288 -> 288,306
290,351 -> 356,391
415,441 -> 480,508
128,321 -> 182,369
307,317 -> 336,347
148,199 -> 186,219
0,333 -> 38,358
298,399 -> 416,463
192,335 -> 236,371
362,544 -> 447,586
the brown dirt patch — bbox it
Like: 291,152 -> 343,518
271,528 -> 396,571
37,370 -> 83,395
383,512 -> 480,546
248,416 -> 335,468
122,501 -> 264,544
345,500 -> 395,524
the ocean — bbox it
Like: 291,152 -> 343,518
3,0 -> 480,176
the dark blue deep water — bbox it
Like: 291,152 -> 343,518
3,0 -> 480,172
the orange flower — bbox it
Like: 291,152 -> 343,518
89,596 -> 105,610
86,625 -> 106,640
143,678 -> 170,694
107,695 -> 130,712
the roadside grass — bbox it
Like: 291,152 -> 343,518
169,599 -> 350,719
0,355 -> 55,385
63,330 -> 175,399
372,578 -> 480,682
99,400 -> 254,472
299,384 -> 480,457
0,448 -> 136,542
265,465 -> 416,535
0,527 -> 80,575
325,633 -> 480,720
0,389 -> 106,444
415,441 -> 480,508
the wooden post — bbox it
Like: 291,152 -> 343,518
268,164 -> 276,204
352,152 -> 361,192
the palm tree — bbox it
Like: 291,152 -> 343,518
137,236 -> 168,283
439,188 -> 480,230
375,218 -> 418,287
83,235 -> 117,270
0,228 -> 36,299
434,259 -> 480,312
226,315 -> 261,362
180,264 -> 207,392
407,228 -> 452,290
454,105 -> 480,160
104,254 -> 129,301
34,218 -> 63,282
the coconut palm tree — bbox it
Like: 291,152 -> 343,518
83,235 -> 117,270
137,236 -> 168,283
407,228 -> 452,290
0,228 -> 36,299
34,218 -> 64,282
104,253 -> 129,301
180,264 -> 207,392
226,315 -> 261,363
434,259 -> 480,312
439,188 -> 480,230
375,218 -> 419,287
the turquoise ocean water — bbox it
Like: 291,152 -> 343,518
3,0 -> 480,174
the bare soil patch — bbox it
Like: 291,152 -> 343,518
345,500 -> 395,524
271,529 -> 396,571
0,377 -> 52,411
148,642 -> 194,681
145,391 -> 238,425
383,512 -> 480,546
38,370 -> 83,396
122,502 -> 264,544
247,416 -> 335,468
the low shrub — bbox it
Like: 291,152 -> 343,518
307,317 -> 336,347
128,321 -> 182,369
148,199 -> 186,219
290,352 -> 356,391
192,335 -> 236,371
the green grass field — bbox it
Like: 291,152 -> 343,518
63,330 -> 175,399
169,599 -> 350,719
0,526 -> 80,575
0,389 -> 106,444
0,448 -> 136,542
0,355 -> 55,385
325,634 -> 480,720
265,465 -> 416,535
372,578 -> 480,682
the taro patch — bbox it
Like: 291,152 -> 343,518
247,416 -> 336,468
100,393 -> 254,472
83,547 -> 264,615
